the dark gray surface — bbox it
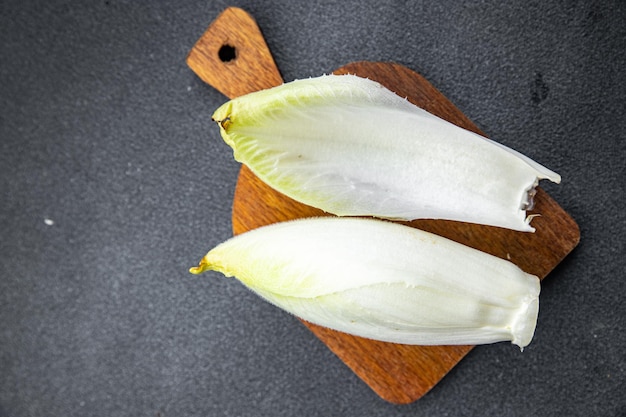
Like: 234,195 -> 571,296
1,1 -> 625,416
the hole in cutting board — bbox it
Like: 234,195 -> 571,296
218,44 -> 237,62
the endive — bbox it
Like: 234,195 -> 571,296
212,74 -> 560,232
190,217 -> 541,348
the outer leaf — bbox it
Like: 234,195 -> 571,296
212,74 -> 561,232
190,217 -> 541,348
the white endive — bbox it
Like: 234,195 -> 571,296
212,74 -> 560,232
190,217 -> 541,349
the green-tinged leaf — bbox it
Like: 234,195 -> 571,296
191,217 -> 540,348
211,74 -> 560,232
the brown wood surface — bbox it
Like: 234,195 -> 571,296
187,7 -> 580,404
186,7 -> 283,98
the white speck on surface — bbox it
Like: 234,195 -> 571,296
187,86 -> 192,91
44,218 -> 54,226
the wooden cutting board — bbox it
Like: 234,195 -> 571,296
187,7 -> 580,404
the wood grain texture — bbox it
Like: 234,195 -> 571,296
186,7 -> 283,98
187,8 -> 580,404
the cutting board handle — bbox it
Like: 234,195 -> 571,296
186,7 -> 284,99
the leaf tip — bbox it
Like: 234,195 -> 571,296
211,101 -> 233,130
189,259 -> 212,275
